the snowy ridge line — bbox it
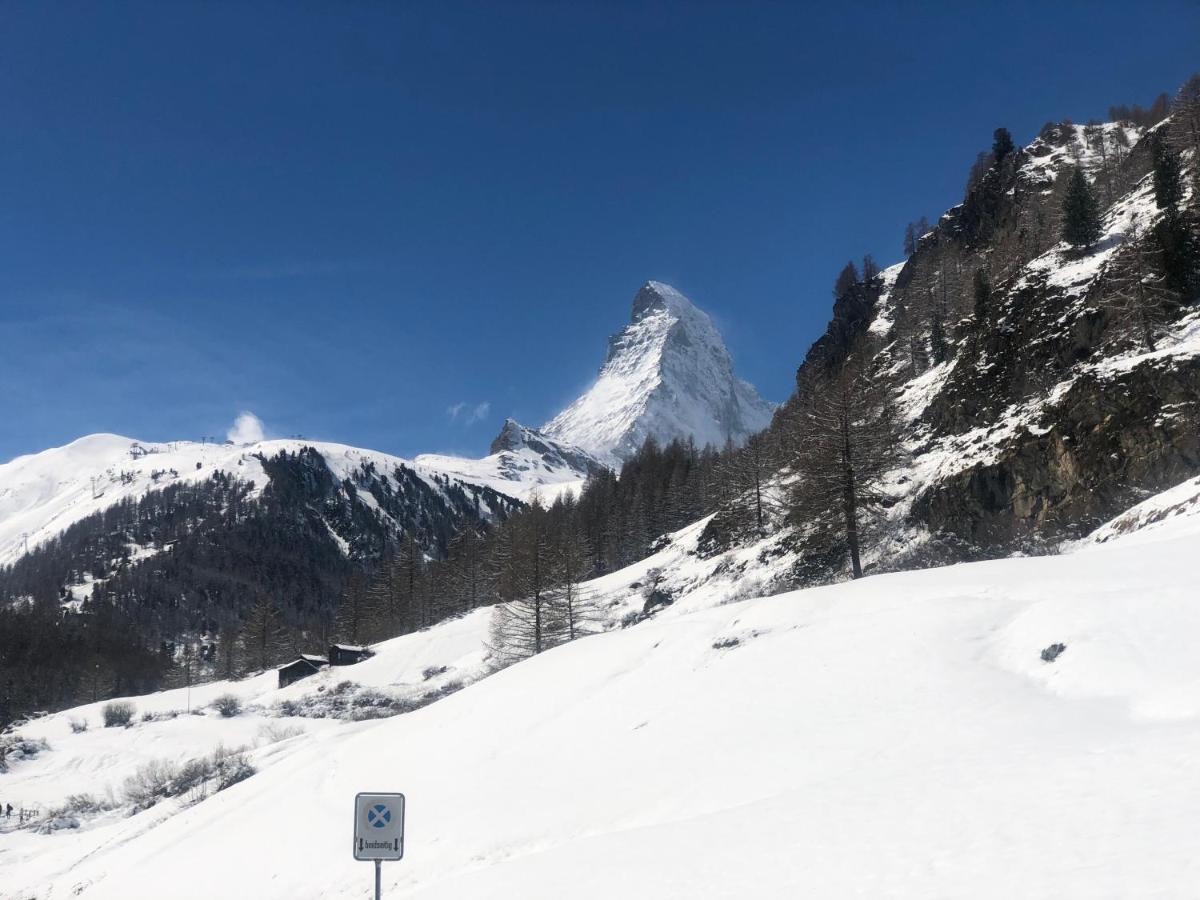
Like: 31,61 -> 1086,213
0,432 -> 570,566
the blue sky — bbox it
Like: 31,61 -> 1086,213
3,1 -> 1198,463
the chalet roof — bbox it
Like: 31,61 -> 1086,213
330,643 -> 369,653
280,655 -> 327,669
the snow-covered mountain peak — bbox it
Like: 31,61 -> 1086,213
630,279 -> 693,322
489,418 -> 538,454
544,281 -> 774,466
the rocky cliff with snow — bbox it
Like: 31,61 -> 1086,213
773,105 -> 1200,573
542,281 -> 775,465
413,419 -> 604,504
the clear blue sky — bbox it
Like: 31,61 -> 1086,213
3,1 -> 1197,463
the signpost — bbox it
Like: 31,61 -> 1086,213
354,792 -> 405,899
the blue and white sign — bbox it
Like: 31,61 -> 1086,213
354,792 -> 405,861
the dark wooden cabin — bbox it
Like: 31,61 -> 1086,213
277,654 -> 327,689
329,643 -> 374,666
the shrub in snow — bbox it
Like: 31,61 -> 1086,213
1041,642 -> 1067,663
123,758 -> 179,810
258,722 -> 305,744
212,744 -> 255,791
140,709 -> 181,724
122,745 -> 257,812
103,700 -> 136,728
36,815 -> 80,834
62,793 -> 113,815
0,734 -> 51,772
277,699 -> 300,717
44,792 -> 116,825
422,665 -> 449,681
269,678 -> 454,722
643,589 -> 674,616
68,716 -> 89,734
212,693 -> 242,717
722,575 -> 767,606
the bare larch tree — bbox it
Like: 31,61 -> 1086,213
787,362 -> 901,579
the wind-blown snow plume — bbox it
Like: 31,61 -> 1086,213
226,411 -> 266,444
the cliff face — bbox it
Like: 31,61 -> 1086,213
792,108 -> 1200,558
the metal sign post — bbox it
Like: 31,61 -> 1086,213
354,792 -> 405,900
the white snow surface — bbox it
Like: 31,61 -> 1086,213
6,480 -> 1200,897
543,281 -> 774,465
1084,473 -> 1200,546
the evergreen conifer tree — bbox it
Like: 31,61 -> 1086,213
1151,132 -> 1184,214
1061,167 -> 1102,252
929,308 -> 949,364
992,127 -> 1014,162
833,261 -> 860,299
972,267 -> 992,322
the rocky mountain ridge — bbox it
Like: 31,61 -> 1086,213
542,281 -> 775,465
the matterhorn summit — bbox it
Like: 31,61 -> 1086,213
542,281 -> 774,465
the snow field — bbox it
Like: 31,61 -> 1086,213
5,479 -> 1200,897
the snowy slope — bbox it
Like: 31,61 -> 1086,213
414,420 -> 603,504
543,281 -> 774,465
7,480 -> 1200,898
1084,473 -> 1200,546
0,432 -> 582,567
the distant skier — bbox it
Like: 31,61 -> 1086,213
4,802 -> 11,818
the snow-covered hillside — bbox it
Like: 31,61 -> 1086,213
415,419 -> 602,505
0,431 -> 584,567
543,281 -> 774,466
6,477 -> 1200,898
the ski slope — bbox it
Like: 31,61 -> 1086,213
5,480 -> 1200,898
